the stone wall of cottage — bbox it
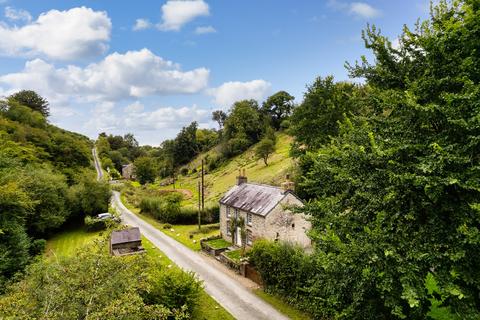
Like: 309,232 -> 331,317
220,193 -> 311,248
264,193 -> 311,248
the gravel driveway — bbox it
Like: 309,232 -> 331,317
112,191 -> 289,320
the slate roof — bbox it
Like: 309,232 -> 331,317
111,227 -> 141,245
219,183 -> 290,216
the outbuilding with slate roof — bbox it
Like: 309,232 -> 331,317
110,227 -> 145,256
219,170 -> 311,248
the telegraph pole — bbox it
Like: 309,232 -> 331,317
197,181 -> 201,230
201,159 -> 205,212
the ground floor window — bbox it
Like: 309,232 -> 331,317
226,219 -> 231,236
247,229 -> 253,245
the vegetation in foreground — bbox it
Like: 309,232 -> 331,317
0,237 -> 202,319
249,1 -> 480,319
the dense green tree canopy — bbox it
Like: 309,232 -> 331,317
261,91 -> 295,130
8,90 -> 50,117
134,156 -> 157,185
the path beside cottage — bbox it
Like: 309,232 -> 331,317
112,191 -> 290,320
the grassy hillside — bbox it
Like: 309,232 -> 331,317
156,132 -> 294,207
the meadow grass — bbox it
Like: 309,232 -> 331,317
155,133 -> 294,207
253,289 -> 312,320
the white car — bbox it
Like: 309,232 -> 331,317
96,213 -> 120,222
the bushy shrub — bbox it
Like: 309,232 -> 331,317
140,195 -> 219,225
84,216 -> 109,232
206,154 -> 224,172
30,239 -> 47,256
248,240 -> 317,316
143,268 -> 202,314
180,167 -> 189,176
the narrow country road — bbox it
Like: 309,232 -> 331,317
92,148 -> 103,181
111,191 -> 290,320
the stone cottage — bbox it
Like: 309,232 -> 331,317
122,163 -> 135,180
219,170 -> 311,248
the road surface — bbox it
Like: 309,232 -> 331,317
92,148 -> 103,181
111,191 -> 289,320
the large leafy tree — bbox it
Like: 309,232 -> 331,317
261,91 -> 295,130
295,1 -> 480,318
134,156 -> 157,185
290,76 -> 367,151
8,90 -> 49,117
212,110 -> 227,130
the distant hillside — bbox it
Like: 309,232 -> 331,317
156,132 -> 295,207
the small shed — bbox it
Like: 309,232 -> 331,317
110,227 -> 145,256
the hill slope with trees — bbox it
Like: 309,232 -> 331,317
0,91 -> 111,291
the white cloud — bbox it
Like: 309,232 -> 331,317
195,25 -> 216,34
208,80 -> 271,107
0,48 -> 210,102
133,18 -> 152,31
349,2 -> 380,18
124,101 -> 145,113
328,0 -> 380,19
159,0 -> 209,31
4,6 -> 32,22
0,7 -> 111,60
87,102 -> 211,133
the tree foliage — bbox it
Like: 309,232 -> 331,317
134,156 -> 157,185
8,90 -> 50,117
0,239 -> 201,319
253,1 -> 480,319
261,90 -> 295,130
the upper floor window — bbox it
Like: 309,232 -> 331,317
247,213 -> 252,226
234,208 -> 239,218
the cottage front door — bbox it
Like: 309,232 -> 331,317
235,227 -> 242,246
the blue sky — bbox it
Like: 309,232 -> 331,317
0,0 -> 430,145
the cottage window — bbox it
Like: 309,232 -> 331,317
226,219 -> 231,236
247,230 -> 253,245
226,206 -> 231,217
234,208 -> 239,218
247,213 -> 252,226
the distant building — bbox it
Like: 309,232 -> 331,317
110,227 -> 145,256
219,170 -> 311,248
122,163 -> 135,180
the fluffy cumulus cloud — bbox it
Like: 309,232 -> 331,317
133,18 -> 152,31
349,2 -> 381,18
0,7 -> 111,60
328,0 -> 381,19
4,6 -> 32,22
208,80 -> 271,107
0,48 -> 210,102
195,25 -> 216,34
159,0 -> 209,31
87,101 -> 211,134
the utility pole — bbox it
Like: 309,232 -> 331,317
201,159 -> 205,212
197,181 -> 201,230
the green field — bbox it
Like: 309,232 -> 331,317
46,227 -> 234,320
46,225 -> 103,257
155,132 -> 294,207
